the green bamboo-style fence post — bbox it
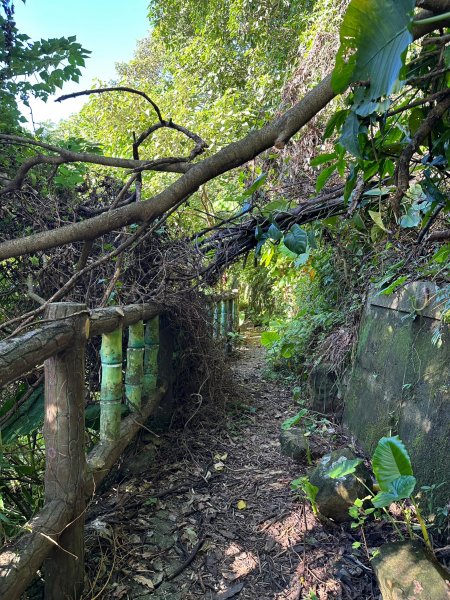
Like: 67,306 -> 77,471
125,320 -> 145,411
143,317 -> 159,399
100,327 -> 123,440
43,302 -> 88,600
231,297 -> 237,331
220,299 -> 227,337
228,298 -> 235,352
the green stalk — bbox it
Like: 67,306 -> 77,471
143,317 -> 159,398
355,475 -> 404,539
411,498 -> 432,551
100,327 -> 123,441
414,11 -> 450,26
125,321 -> 144,411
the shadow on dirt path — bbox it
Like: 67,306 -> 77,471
83,330 -> 378,600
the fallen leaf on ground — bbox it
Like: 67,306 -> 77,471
133,575 -> 154,589
215,582 -> 245,599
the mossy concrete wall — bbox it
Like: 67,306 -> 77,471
343,281 -> 449,506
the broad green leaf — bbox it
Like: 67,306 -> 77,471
432,244 -> 450,264
400,207 -> 421,228
326,458 -> 362,479
332,0 -> 415,102
323,110 -> 349,140
282,409 -> 308,430
310,153 -> 337,167
291,477 -> 318,504
372,475 -> 416,507
284,224 -> 308,255
316,164 -> 337,193
1,386 -> 44,443
260,331 -> 279,347
368,210 -> 389,232
379,275 -> 408,295
339,112 -> 363,158
267,223 -> 282,241
243,173 -> 267,197
363,187 -> 391,197
372,436 -> 413,491
262,199 -> 289,217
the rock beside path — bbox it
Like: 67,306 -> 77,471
372,540 -> 450,599
279,428 -> 321,462
309,448 -> 371,523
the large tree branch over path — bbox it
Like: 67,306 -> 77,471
0,6 -> 447,261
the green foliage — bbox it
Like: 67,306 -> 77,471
0,385 -> 44,443
372,435 -> 414,488
291,476 -> 319,515
372,475 -> 417,508
0,0 -> 90,131
281,408 -> 308,431
332,0 -> 415,109
326,457 -> 362,480
283,225 -> 308,256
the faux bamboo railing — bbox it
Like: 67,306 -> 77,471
208,290 -> 239,350
0,302 -> 169,600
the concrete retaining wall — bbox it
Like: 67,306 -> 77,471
343,281 -> 450,506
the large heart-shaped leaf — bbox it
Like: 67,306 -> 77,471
326,457 -> 363,480
283,224 -> 308,255
332,0 -> 415,102
372,436 -> 413,491
372,475 -> 416,507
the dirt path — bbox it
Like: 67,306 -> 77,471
83,333 -> 378,599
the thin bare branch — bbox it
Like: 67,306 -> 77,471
56,86 -> 164,123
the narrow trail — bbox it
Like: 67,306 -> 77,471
84,333 -> 377,600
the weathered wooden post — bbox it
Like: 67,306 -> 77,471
43,303 -> 89,600
100,327 -> 123,440
143,317 -> 159,399
125,320 -> 144,410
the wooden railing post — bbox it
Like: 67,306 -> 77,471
43,302 -> 88,600
125,320 -> 144,410
100,327 -> 123,441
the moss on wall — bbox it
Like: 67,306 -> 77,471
343,282 -> 450,507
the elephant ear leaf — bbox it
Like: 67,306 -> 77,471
372,475 -> 416,508
372,436 -> 413,491
332,0 -> 415,107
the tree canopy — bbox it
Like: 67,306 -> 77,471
0,0 -> 449,330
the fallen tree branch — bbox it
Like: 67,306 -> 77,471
0,134 -> 191,195
0,7 -> 446,261
425,228 -> 450,241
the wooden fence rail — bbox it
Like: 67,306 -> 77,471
0,293 -> 238,600
0,302 -> 165,600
